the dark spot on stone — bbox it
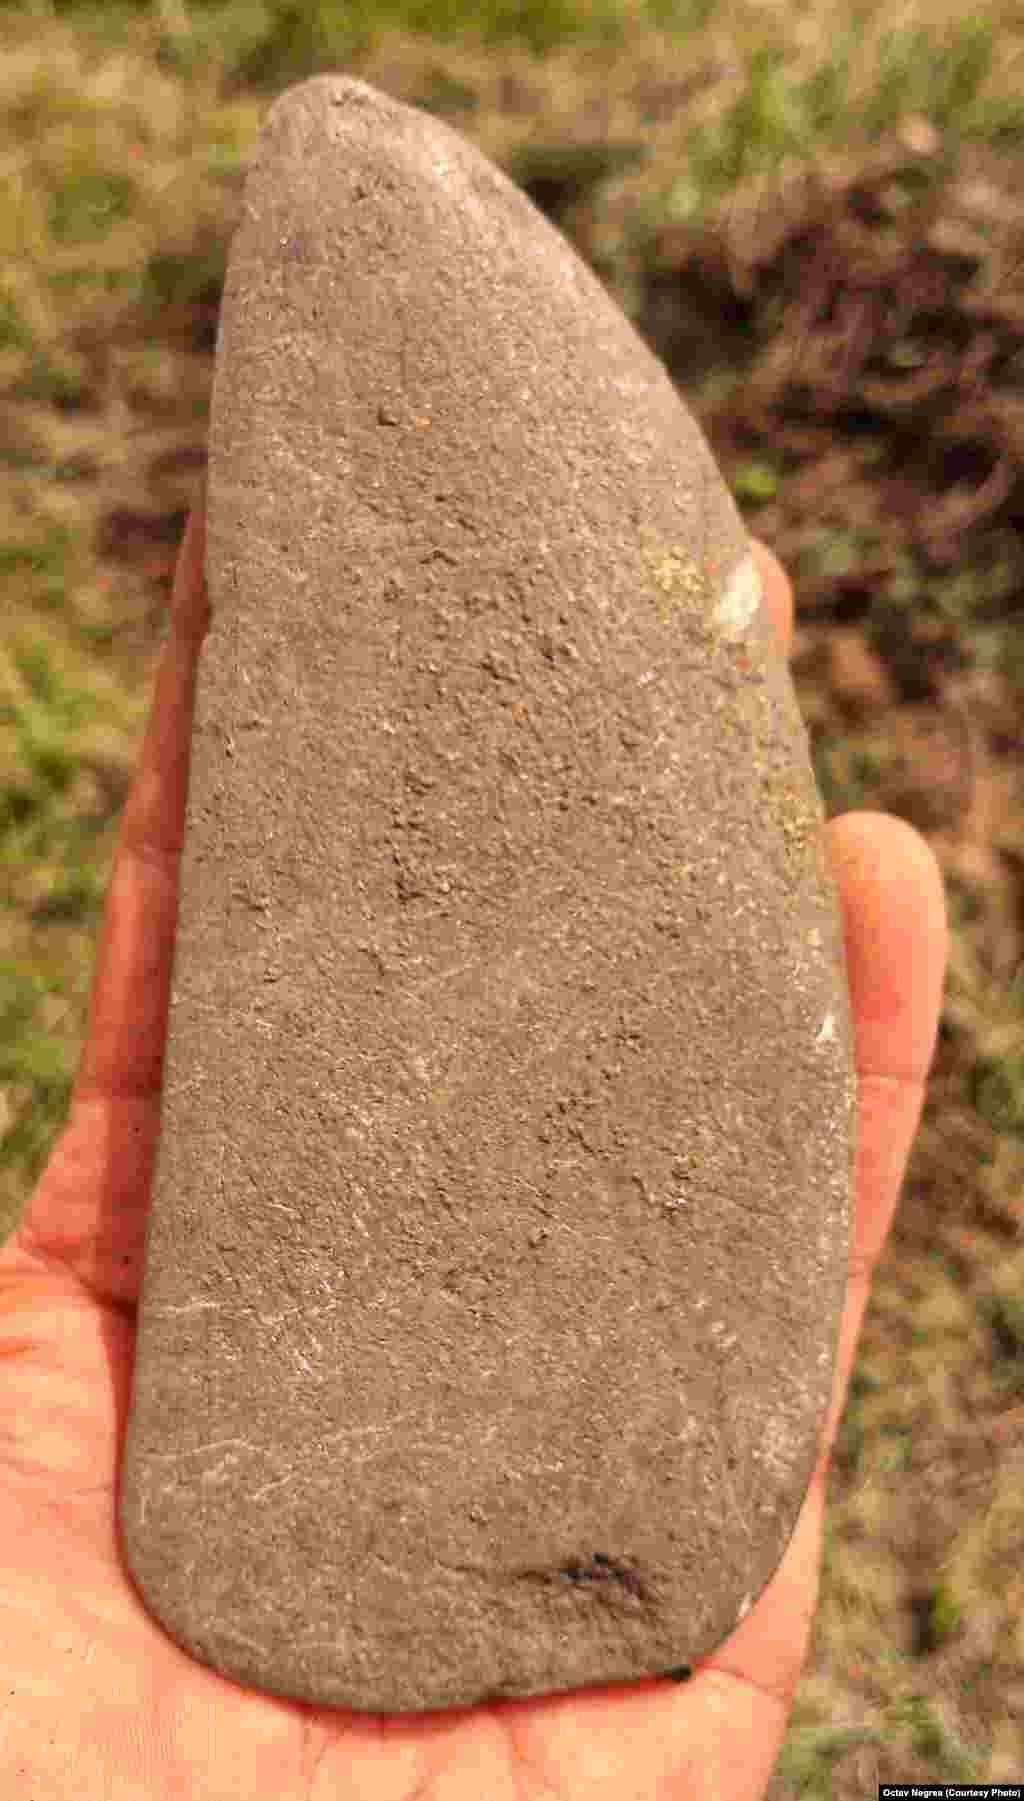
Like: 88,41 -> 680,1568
559,1553 -> 646,1600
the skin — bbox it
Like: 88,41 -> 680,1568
0,498 -> 948,1800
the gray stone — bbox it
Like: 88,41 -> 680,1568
118,73 -> 855,1713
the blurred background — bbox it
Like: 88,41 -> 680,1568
1,0 -> 1022,1788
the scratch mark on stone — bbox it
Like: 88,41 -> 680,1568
251,1473 -> 298,1502
151,1300 -> 225,1315
212,1625 -> 271,1664
144,1437 -> 268,1464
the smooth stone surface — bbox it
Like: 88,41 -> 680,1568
118,73 -> 856,1714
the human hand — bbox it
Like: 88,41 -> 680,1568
0,497 -> 947,1799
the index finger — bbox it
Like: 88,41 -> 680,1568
12,497 -> 210,1302
750,536 -> 794,657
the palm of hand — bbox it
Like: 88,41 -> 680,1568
0,508 -> 946,1800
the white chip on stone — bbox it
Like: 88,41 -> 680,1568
715,550 -> 762,641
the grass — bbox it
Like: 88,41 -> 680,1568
3,0 -> 1024,1788
0,607 -> 143,1215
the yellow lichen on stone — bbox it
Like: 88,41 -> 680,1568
639,537 -> 767,664
760,767 -> 823,887
639,535 -> 711,629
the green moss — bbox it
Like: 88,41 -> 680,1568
924,1582 -> 964,1651
0,290 -> 36,354
0,957 -> 77,1202
972,1050 -> 1024,1140
731,460 -> 780,505
773,1722 -> 884,1797
48,169 -> 137,244
888,1694 -> 980,1775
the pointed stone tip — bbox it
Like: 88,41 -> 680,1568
235,66 -> 576,299
256,70 -> 474,181
264,71 -> 398,129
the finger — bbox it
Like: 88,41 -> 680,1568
749,536 -> 793,658
822,809 -> 949,1435
11,499 -> 209,1304
703,809 -> 948,1725
76,499 -> 208,1098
